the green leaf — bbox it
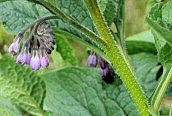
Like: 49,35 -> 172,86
51,0 -> 104,55
44,0 -> 97,32
0,97 -> 22,116
56,34 -> 78,66
146,18 -> 172,68
162,1 -> 172,30
149,2 -> 163,24
0,55 -> 46,115
130,53 -> 160,98
42,67 -> 139,116
98,0 -> 108,12
51,51 -> 64,69
149,1 -> 172,30
0,0 -> 15,2
103,0 -> 119,26
44,0 -> 99,41
126,30 -> 157,55
0,0 -> 49,34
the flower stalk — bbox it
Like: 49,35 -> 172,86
151,67 -> 172,113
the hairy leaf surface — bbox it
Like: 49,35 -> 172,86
42,67 -> 139,116
0,0 -> 49,34
0,55 -> 46,115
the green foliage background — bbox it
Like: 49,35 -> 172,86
0,0 -> 171,115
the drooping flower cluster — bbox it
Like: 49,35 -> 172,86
87,52 -> 115,83
9,22 -> 55,70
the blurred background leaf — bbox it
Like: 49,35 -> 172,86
0,97 -> 22,116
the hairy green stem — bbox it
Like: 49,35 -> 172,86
151,68 -> 172,113
85,0 -> 149,115
21,15 -> 59,33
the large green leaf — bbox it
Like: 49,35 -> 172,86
103,0 -> 119,26
0,0 -> 49,34
42,67 -> 139,116
0,97 -> 21,116
43,0 -> 96,32
0,55 -> 46,115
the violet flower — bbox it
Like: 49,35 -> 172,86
30,50 -> 41,70
8,41 -> 20,56
40,52 -> 50,68
87,53 -> 98,67
9,32 -> 25,56
25,53 -> 32,65
16,53 -> 27,65
100,59 -> 106,69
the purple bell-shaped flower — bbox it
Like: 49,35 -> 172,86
8,40 -> 20,56
25,53 -> 32,65
30,50 -> 41,70
40,50 -> 50,68
100,59 -> 106,69
16,52 -> 27,65
100,59 -> 110,76
9,32 -> 25,56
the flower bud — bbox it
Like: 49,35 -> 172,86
9,32 -> 25,56
100,59 -> 106,69
87,53 -> 98,67
8,41 -> 20,56
100,63 -> 115,84
16,53 -> 27,65
40,55 -> 50,68
100,68 -> 111,77
30,50 -> 41,70
25,53 -> 32,65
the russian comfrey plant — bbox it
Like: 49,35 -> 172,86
1,0 -> 172,115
